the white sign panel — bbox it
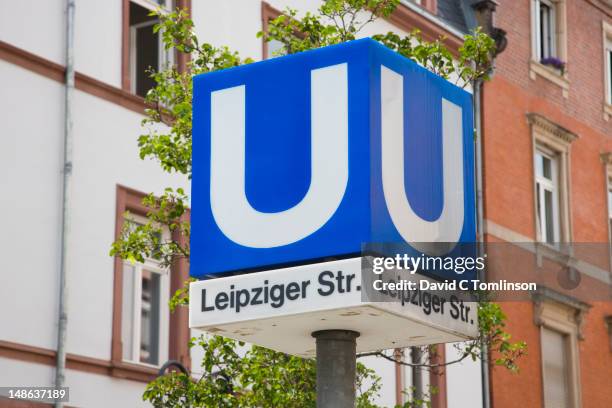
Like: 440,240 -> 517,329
189,258 -> 478,357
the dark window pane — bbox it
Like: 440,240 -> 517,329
545,189 -> 554,243
130,2 -> 160,97
536,183 -> 542,232
135,25 -> 159,97
542,155 -> 552,180
130,2 -> 154,25
539,3 -> 552,58
140,270 -> 161,365
609,49 -> 612,101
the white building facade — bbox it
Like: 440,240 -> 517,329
0,1 -> 482,406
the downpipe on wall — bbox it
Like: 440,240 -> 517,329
55,0 -> 75,406
474,78 -> 491,408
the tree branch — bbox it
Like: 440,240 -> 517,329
357,349 -> 471,369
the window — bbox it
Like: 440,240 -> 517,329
608,179 -> 612,240
535,149 -> 560,245
111,185 -> 191,379
530,0 -> 568,95
601,153 -> 612,252
121,216 -> 170,366
604,22 -> 612,119
261,2 -> 286,59
266,38 -> 286,59
536,0 -> 557,60
602,21 -> 612,121
528,113 -> 577,244
606,36 -> 612,104
260,1 -> 311,60
534,289 -> 588,408
542,328 -> 570,408
129,1 -> 173,97
122,0 -> 174,97
408,0 -> 438,13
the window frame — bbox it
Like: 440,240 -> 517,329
608,177 -> 612,241
535,0 -> 557,60
533,290 -> 588,408
130,0 -> 172,11
535,147 -> 561,245
601,154 -> 612,264
122,0 -> 190,95
606,36 -> 612,104
129,18 -> 160,96
120,214 -> 171,368
529,0 -> 569,96
261,2 -> 285,60
410,0 -> 437,13
528,113 -> 577,245
540,326 -> 571,408
111,185 -> 191,381
603,21 -> 612,120
127,1 -> 174,97
260,1 -> 310,60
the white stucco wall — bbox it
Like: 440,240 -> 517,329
361,354 -> 398,407
0,60 -> 189,359
0,357 -> 150,408
446,342 -> 483,408
66,89 -> 189,360
74,1 -> 123,87
0,61 -> 64,351
0,0 -> 65,65
191,0 -> 409,62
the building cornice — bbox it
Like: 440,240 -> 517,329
0,339 -> 157,383
526,112 -> 579,145
585,0 -> 612,18
259,1 -> 465,58
398,0 -> 467,38
388,2 -> 464,56
532,286 -> 591,339
0,40 -> 146,115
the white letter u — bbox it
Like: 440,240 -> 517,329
210,63 -> 349,248
380,66 -> 465,255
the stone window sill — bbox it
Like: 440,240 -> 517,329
529,60 -> 570,98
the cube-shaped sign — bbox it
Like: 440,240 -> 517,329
190,38 -> 475,278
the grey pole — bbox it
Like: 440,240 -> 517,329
312,330 -> 360,408
55,1 -> 75,407
410,347 -> 423,401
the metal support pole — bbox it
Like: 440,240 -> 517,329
312,330 -> 360,408
410,346 -> 423,401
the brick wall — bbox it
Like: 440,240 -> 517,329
483,1 -> 612,407
493,0 -> 611,136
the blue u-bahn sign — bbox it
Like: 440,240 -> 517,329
190,38 -> 475,278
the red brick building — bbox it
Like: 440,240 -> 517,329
480,1 -> 612,407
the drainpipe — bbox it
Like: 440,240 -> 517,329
55,0 -> 75,406
473,78 -> 491,408
471,3 -> 507,407
410,347 -> 423,402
